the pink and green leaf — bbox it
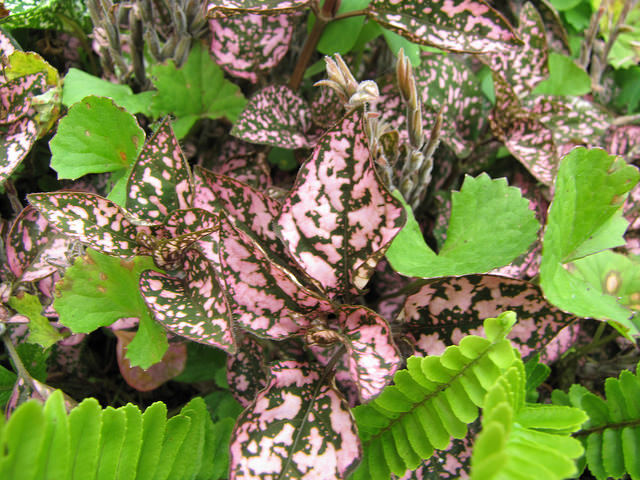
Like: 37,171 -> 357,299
231,85 -> 312,148
126,118 -> 194,223
0,72 -> 47,124
219,216 -> 333,339
368,0 -> 520,53
397,275 -> 576,361
206,137 -> 272,190
207,1 -> 312,18
229,360 -> 361,479
28,192 -> 150,256
139,249 -> 235,352
0,115 -> 38,184
227,334 -> 268,407
276,110 -> 406,299
210,15 -> 295,83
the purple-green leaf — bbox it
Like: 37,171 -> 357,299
368,0 -> 520,53
229,360 -> 361,479
139,249 -> 235,352
219,216 -> 333,339
126,118 -> 194,224
276,110 -> 406,299
231,85 -> 312,148
210,15 -> 295,83
28,192 -> 150,256
397,275 -> 576,361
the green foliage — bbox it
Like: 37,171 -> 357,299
312,0 -> 370,55
54,248 -> 167,369
352,312 -> 519,479
49,96 -> 145,205
533,52 -> 592,95
8,292 -> 63,348
148,43 -> 247,138
540,147 -> 640,337
553,362 -> 640,480
0,0 -> 90,31
387,174 -> 539,278
0,391 -> 228,480
470,361 -> 586,480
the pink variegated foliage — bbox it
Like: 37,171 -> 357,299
210,14 -> 295,83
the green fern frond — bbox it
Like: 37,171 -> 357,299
470,361 -> 587,480
351,312 -> 520,480
0,390 -> 232,480
554,362 -> 640,480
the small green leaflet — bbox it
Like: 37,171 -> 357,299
54,248 -> 167,369
533,53 -> 591,96
8,293 -> 62,349
49,96 -> 145,205
387,174 -> 539,278
149,43 -> 247,138
540,148 -> 640,337
62,69 -> 154,115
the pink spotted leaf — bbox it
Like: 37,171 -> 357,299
0,114 -> 38,184
227,334 -> 269,407
126,118 -> 194,224
368,0 -> 520,54
219,215 -> 334,339
210,15 -> 295,83
397,275 -> 576,361
276,109 -> 406,300
6,206 -> 75,282
204,137 -> 272,190
0,73 -> 47,125
606,125 -> 640,161
139,249 -> 235,352
207,0 -> 312,18
27,192 -> 152,256
229,360 -> 361,479
336,305 -> 402,402
231,85 -> 312,148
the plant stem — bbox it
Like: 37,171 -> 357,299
288,0 -> 341,90
1,331 -> 35,388
4,179 -> 23,215
613,113 -> 640,126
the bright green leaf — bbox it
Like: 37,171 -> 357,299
533,52 -> 591,96
8,293 -> 62,348
381,26 -> 421,66
149,43 -> 247,138
68,398 -> 102,480
49,96 -> 145,180
387,175 -> 539,278
312,0 -> 370,54
125,313 -> 169,370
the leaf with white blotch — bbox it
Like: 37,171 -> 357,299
210,14 -> 295,83
6,205 -> 74,282
28,192 -> 151,256
541,148 -> 640,337
276,109 -> 406,299
231,85 -> 311,148
193,166 -> 288,261
0,27 -> 17,57
397,275 -> 576,361
368,0 -> 520,54
484,2 -> 549,96
219,216 -> 333,339
207,0 -> 312,18
227,334 -> 268,407
126,118 -> 193,224
337,305 -> 401,402
229,360 -> 361,479
149,43 -> 247,138
115,330 -> 187,392
151,227 -> 219,271
415,55 -> 491,157
387,174 -> 539,278
139,249 -> 235,353
49,96 -> 145,181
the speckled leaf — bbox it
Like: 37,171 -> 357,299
193,166 -> 288,261
227,334 -> 268,407
415,55 -> 490,157
115,330 -> 187,392
484,2 -> 549,96
229,360 -> 361,479
206,137 -> 272,190
207,0 -> 312,18
151,227 -> 219,271
210,14 -> 294,83
276,110 -> 406,299
231,85 -> 311,148
607,125 -> 640,161
368,0 -> 520,53
0,115 -> 38,184
219,216 -> 333,339
397,275 -> 576,361
6,205 -> 74,282
139,249 -> 235,352
0,28 -> 17,57
0,73 -> 47,125
126,118 -> 194,224
337,305 -> 401,402
28,192 -> 149,256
